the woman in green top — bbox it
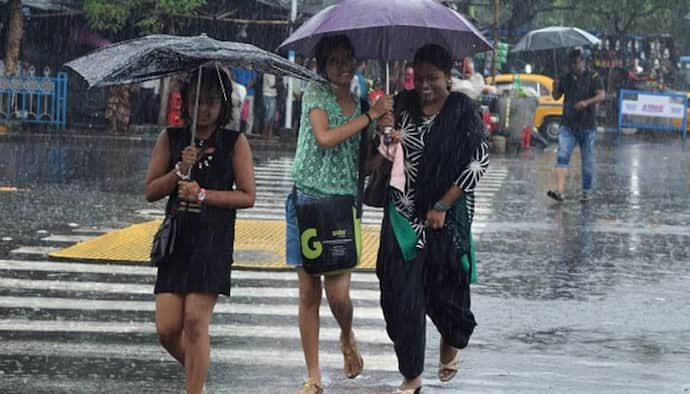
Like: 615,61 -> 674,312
285,35 -> 393,394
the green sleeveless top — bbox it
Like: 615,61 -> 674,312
291,81 -> 369,197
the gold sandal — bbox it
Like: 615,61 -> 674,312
340,336 -> 364,379
438,349 -> 460,382
297,377 -> 323,394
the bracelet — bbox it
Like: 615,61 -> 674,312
197,188 -> 207,204
364,111 -> 373,124
433,201 -> 451,212
175,162 -> 190,181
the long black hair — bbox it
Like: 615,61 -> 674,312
314,35 -> 355,78
413,44 -> 453,75
180,67 -> 233,128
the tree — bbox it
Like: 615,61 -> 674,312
82,0 -> 207,125
83,0 -> 206,35
575,0 -> 676,37
3,0 -> 23,76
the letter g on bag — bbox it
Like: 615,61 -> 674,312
300,228 -> 323,259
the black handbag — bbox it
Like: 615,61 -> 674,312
293,191 -> 360,276
363,146 -> 392,208
150,214 -> 179,267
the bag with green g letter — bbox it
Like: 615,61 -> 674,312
293,192 -> 361,276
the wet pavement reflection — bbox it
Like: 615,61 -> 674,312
1,131 -> 690,393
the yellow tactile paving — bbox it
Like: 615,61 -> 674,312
50,220 -> 381,271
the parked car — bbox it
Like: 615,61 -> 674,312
486,73 -> 563,141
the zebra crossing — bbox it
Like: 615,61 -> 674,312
0,258 -> 397,393
0,159 -> 508,392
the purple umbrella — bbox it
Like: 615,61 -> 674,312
277,0 -> 492,61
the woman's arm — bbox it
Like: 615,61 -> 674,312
144,130 -> 178,202
310,95 -> 393,149
425,141 -> 489,229
177,134 -> 256,210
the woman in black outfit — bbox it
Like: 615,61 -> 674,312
144,68 -> 256,394
375,44 -> 489,393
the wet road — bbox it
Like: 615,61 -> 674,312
1,131 -> 690,393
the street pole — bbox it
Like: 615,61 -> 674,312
284,0 -> 298,130
491,0 -> 499,80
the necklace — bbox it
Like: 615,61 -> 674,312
194,136 -> 214,169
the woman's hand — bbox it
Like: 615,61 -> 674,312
369,95 -> 394,119
377,112 -> 394,128
178,180 -> 201,202
425,209 -> 446,230
178,145 -> 199,173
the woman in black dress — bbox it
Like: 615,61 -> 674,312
144,68 -> 256,394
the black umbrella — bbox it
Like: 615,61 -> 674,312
511,27 -> 601,76
65,34 -> 322,145
65,33 -> 322,87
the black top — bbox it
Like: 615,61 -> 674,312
154,127 -> 239,296
557,70 -> 604,130
393,90 -> 488,256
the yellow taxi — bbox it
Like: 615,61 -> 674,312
486,74 -> 563,141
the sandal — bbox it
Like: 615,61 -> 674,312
547,190 -> 565,202
297,378 -> 323,394
438,349 -> 460,383
340,334 -> 364,379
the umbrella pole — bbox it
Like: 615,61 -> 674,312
385,61 -> 390,95
190,66 -> 203,146
553,49 -> 557,78
187,67 -> 203,179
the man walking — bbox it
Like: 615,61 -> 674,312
547,49 -> 605,203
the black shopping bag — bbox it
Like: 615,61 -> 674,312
295,195 -> 361,275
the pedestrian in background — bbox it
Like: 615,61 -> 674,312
233,67 -> 257,135
105,84 -> 136,134
262,72 -> 278,139
144,68 -> 256,394
547,48 -> 605,203
374,44 -> 488,394
285,35 -> 393,394
228,71 -> 247,132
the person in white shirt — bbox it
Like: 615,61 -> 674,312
262,73 -> 278,138
230,80 -> 246,131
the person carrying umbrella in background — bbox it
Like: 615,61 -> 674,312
547,48 -> 605,203
375,44 -> 489,394
144,68 -> 256,394
285,35 -> 393,394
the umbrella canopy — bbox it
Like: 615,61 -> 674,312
277,0 -> 492,61
65,34 -> 322,88
511,26 -> 600,52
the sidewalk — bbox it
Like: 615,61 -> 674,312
50,219 -> 382,270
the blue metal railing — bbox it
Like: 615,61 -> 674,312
0,72 -> 68,128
